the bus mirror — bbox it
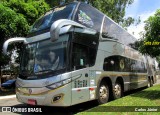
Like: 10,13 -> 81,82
50,19 -> 97,42
50,19 -> 84,42
3,37 -> 27,55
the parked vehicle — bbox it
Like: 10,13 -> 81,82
1,80 -> 16,90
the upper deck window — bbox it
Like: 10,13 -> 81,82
75,3 -> 103,32
102,17 -> 137,46
102,17 -> 121,39
30,3 -> 77,33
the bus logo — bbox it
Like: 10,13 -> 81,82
28,89 -> 32,94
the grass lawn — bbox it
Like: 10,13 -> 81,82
77,84 -> 160,115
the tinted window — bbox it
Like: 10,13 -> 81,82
73,32 -> 99,49
102,17 -> 137,45
103,55 -> 147,73
102,17 -> 122,39
102,17 -> 113,39
75,3 -> 103,32
30,3 -> 76,33
72,43 -> 96,70
89,48 -> 97,66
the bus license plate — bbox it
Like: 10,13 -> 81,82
28,99 -> 37,105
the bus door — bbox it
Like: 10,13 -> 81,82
71,43 -> 90,105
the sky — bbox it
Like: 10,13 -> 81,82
125,0 -> 160,39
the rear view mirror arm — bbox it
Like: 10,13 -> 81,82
3,37 -> 27,55
50,19 -> 97,42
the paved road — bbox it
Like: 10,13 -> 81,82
0,95 -> 17,106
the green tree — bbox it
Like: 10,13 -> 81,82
45,0 -> 72,7
0,0 -> 50,86
3,0 -> 50,25
0,3 -> 29,60
138,9 -> 160,57
0,4 -> 29,86
92,0 -> 134,26
0,0 -> 50,66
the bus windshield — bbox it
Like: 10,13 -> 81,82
30,3 -> 76,33
20,39 -> 67,79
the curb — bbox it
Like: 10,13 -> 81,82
0,95 -> 16,100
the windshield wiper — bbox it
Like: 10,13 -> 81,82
34,68 -> 65,75
35,69 -> 54,74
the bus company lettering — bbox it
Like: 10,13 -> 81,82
74,80 -> 87,88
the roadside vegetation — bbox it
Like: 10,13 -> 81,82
77,84 -> 160,115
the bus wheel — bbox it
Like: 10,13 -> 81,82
97,81 -> 109,104
113,82 -> 122,99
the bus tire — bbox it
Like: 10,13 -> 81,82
113,82 -> 122,99
96,81 -> 109,104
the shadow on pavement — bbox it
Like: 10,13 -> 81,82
0,89 -> 15,96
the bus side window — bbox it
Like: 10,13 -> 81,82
88,48 -> 97,66
74,3 -> 103,32
103,56 -> 118,71
102,17 -> 119,40
102,17 -> 112,38
72,43 -> 89,70
72,43 -> 97,70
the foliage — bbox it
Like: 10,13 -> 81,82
31,0 -> 50,17
0,0 -> 50,70
122,17 -> 135,28
45,0 -> 74,7
3,0 -> 50,25
0,4 -> 29,67
78,84 -> 160,115
138,9 -> 160,58
92,0 -> 134,24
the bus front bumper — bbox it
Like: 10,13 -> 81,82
16,84 -> 71,107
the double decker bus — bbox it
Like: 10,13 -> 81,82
3,2 -> 155,106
